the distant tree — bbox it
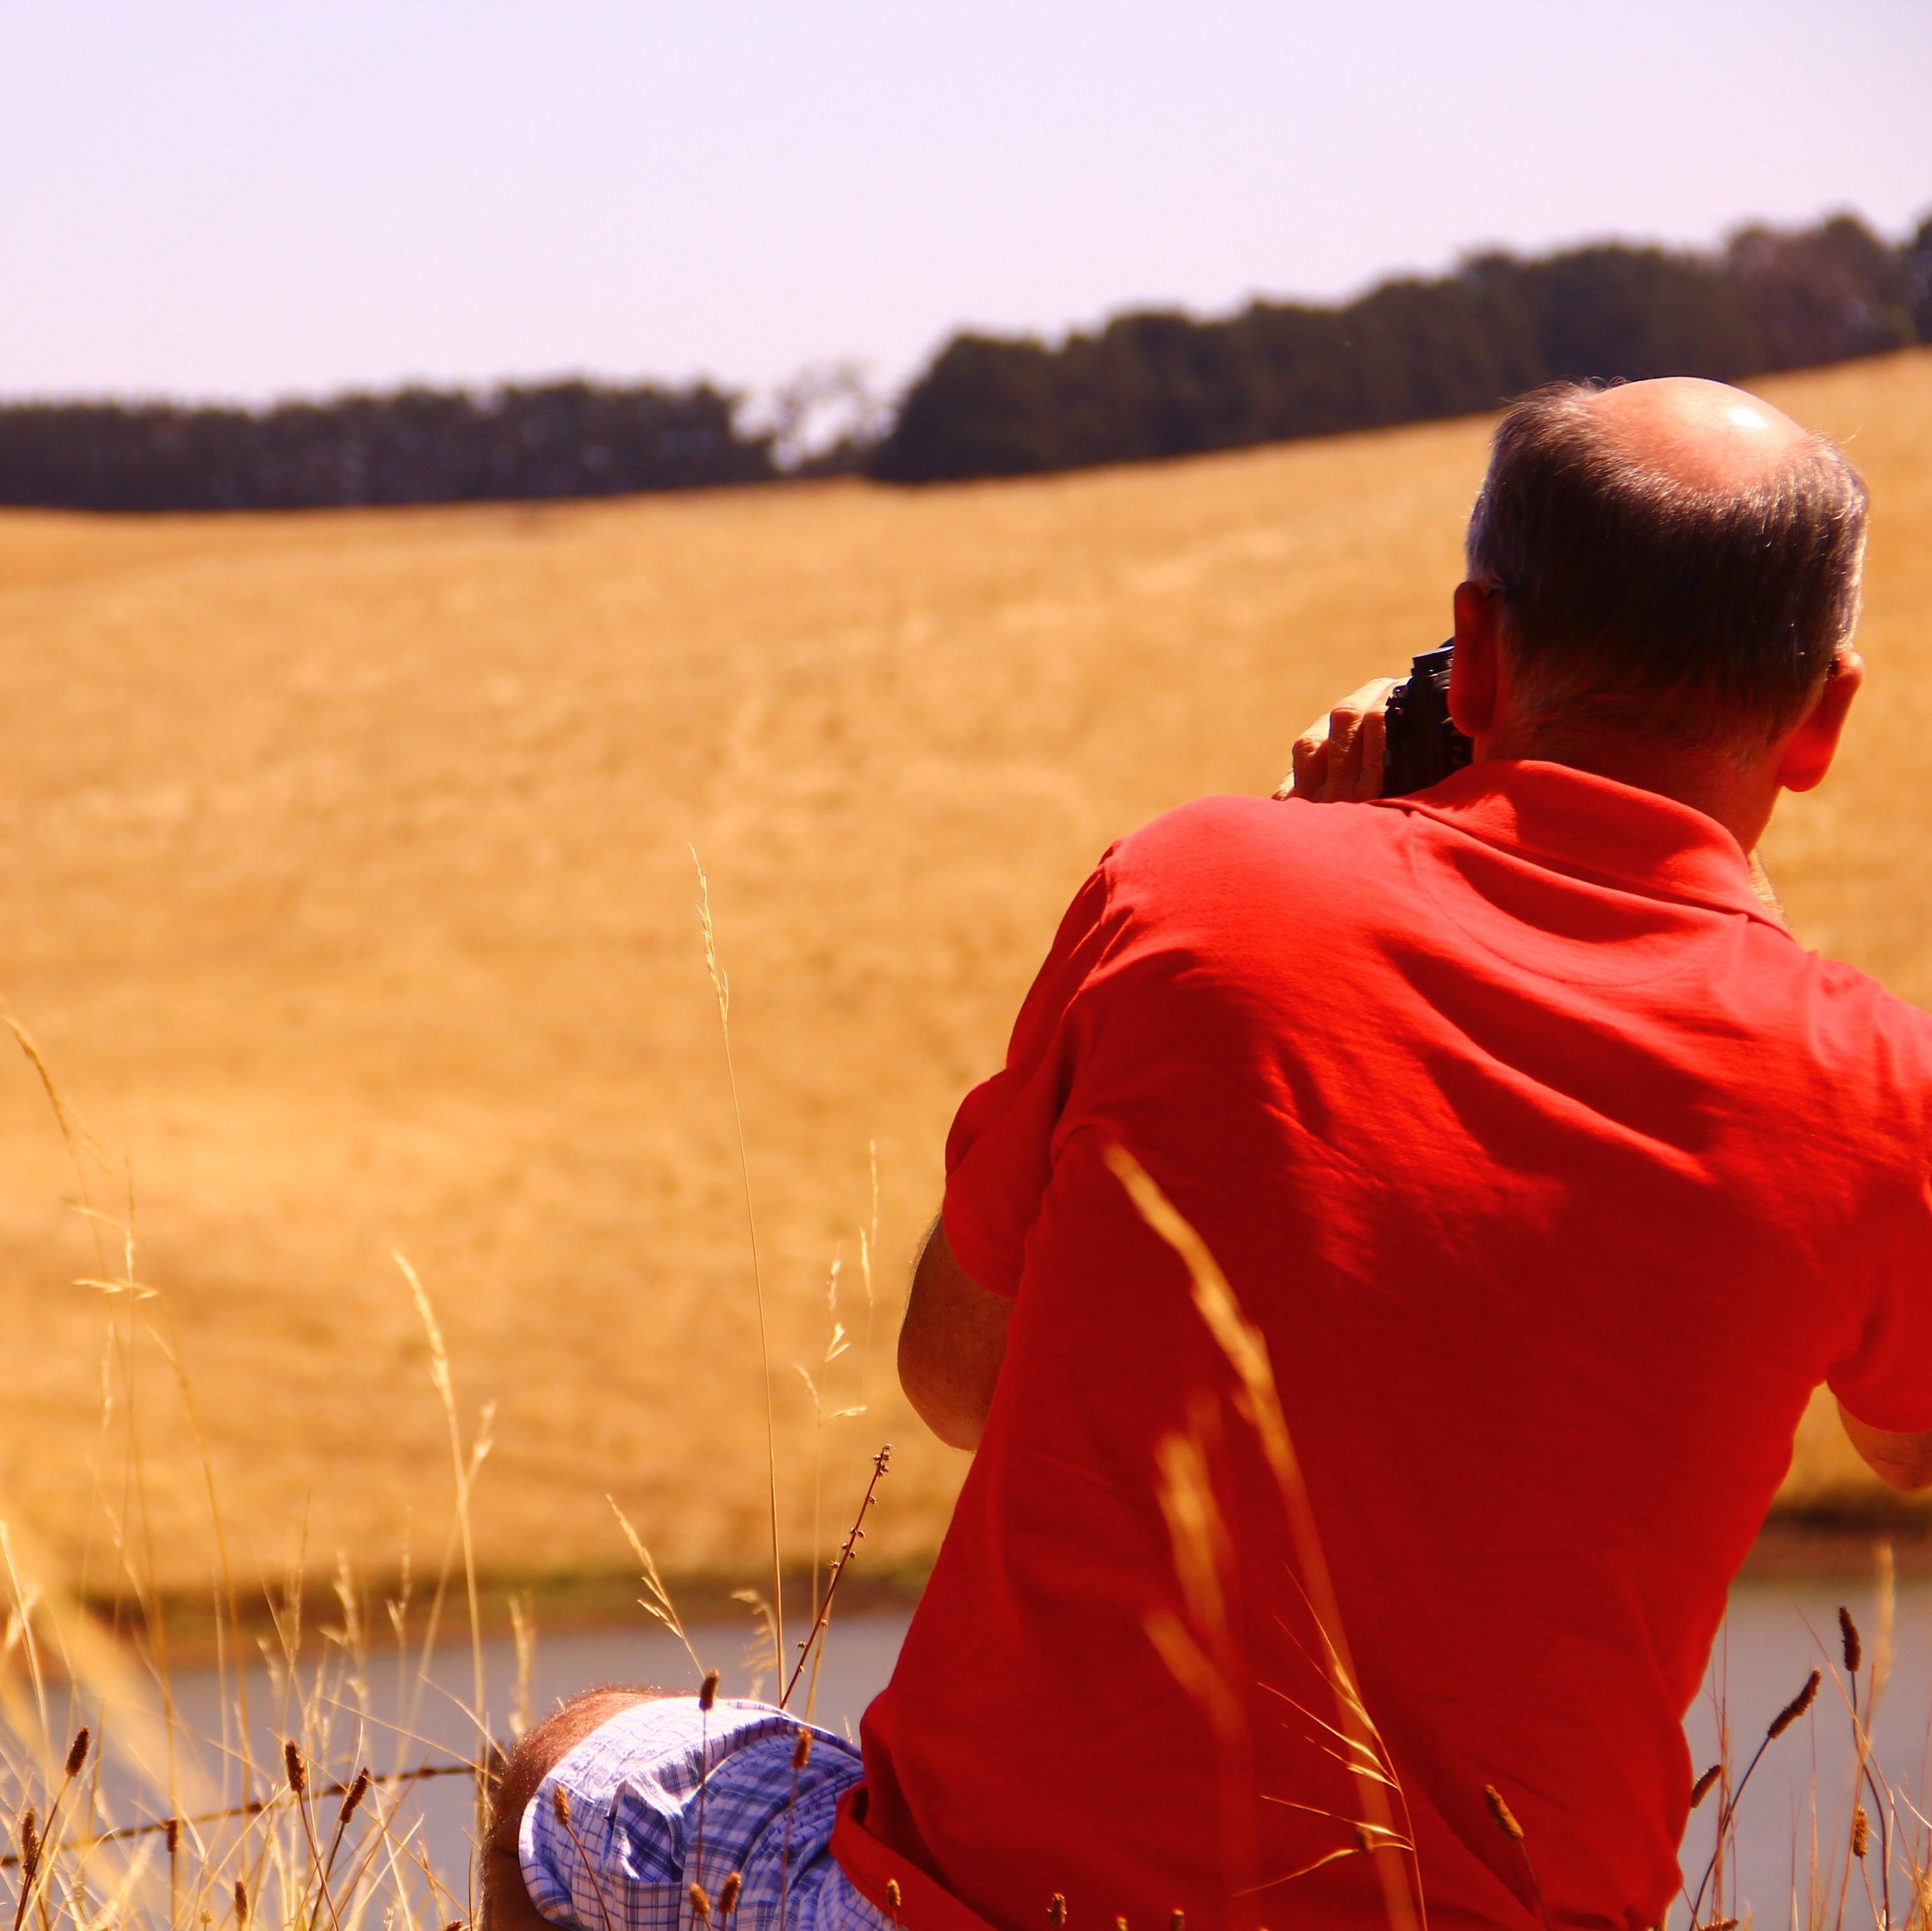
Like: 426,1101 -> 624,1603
1332,276 -> 1516,424
757,361 -> 890,474
1906,213 -> 1932,343
1513,245 -> 1762,383
1726,213 -> 1915,370
1222,303 -> 1365,442
869,335 -> 1069,482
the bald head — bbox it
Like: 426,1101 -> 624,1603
1465,377 -> 1868,747
1584,377 -> 1815,495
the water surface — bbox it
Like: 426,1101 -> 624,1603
55,1570 -> 1932,1925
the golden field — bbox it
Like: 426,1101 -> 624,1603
1,351 -> 1929,1608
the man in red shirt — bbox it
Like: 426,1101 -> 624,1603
488,377 -> 1932,1931
855,374 -> 1932,1931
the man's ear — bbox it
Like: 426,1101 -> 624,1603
1775,648 -> 1864,794
1448,580 -> 1501,738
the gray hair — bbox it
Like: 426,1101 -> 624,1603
1465,382 -> 1868,747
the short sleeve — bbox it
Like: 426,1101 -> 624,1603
941,859 -> 1118,1299
1827,1164 -> 1932,1434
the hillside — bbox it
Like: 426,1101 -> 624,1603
2,352 -> 1928,1606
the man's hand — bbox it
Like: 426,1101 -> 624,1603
898,1218 -> 1010,1452
1273,678 -> 1400,803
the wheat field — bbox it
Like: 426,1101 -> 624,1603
1,351 -> 1928,1608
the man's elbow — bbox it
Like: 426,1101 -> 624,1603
896,1218 -> 1010,1452
1864,1446 -> 1932,1494
1838,1401 -> 1932,1493
897,1330 -> 989,1452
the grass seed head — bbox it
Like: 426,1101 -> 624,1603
1852,1804 -> 1871,1860
19,1806 -> 40,1879
887,1879 -> 902,1914
339,1767 -> 372,1824
234,1879 -> 249,1926
719,1872 -> 742,1916
551,1787 -> 572,1828
1483,1784 -> 1525,1842
1840,1605 -> 1863,1675
1171,1914 -> 1185,1931
64,1727 -> 90,1778
699,1668 -> 720,1712
284,1738 -> 308,1795
166,1817 -> 181,1853
1048,1896 -> 1067,1928
689,1882 -> 712,1923
1766,1670 -> 1821,1740
792,1727 -> 812,1770
1690,1764 -> 1722,1809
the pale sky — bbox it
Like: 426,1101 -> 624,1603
3,0 -> 1927,409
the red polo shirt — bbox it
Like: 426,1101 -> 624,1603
838,763 -> 1932,1931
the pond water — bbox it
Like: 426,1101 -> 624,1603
41,1567 -> 1932,1927
1682,1570 -> 1929,1926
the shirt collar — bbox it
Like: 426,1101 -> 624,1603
1371,759 -> 1777,925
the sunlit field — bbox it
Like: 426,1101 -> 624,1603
1,350 -> 1928,1612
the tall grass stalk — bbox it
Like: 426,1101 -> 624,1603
1145,1419 -> 1262,1903
1105,1143 -> 1425,1931
606,1501 -> 704,1681
782,1447 -> 889,1711
395,1253 -> 492,1846
691,848 -> 786,1686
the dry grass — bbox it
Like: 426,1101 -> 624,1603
1,353 -> 1929,1601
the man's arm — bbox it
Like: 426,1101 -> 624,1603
898,1218 -> 1011,1452
1838,1401 -> 1932,1492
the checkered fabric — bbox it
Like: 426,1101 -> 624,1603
519,1697 -> 895,1931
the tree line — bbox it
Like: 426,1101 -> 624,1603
873,211 -> 1932,481
0,381 -> 773,511
1,209 -> 1926,509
